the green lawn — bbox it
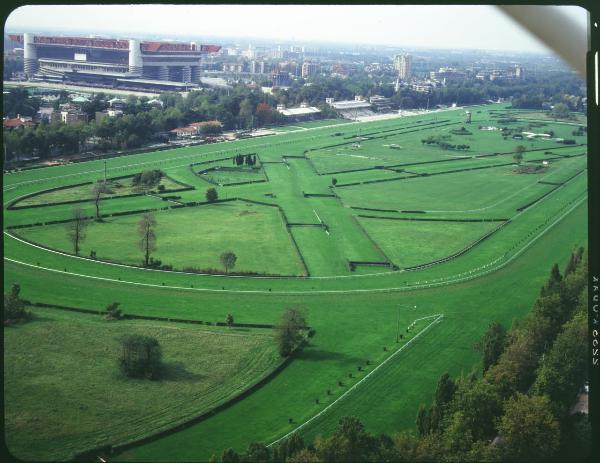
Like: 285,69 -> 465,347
357,218 -> 499,268
4,307 -> 280,461
335,164 -> 560,215
16,201 -> 306,276
15,174 -> 186,208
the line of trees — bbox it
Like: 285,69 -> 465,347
210,248 -> 588,462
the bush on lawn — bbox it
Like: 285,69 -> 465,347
118,334 -> 162,379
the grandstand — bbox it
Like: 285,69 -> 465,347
326,97 -> 375,119
7,33 -> 221,90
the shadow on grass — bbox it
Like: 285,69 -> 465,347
159,361 -> 205,382
295,347 -> 363,365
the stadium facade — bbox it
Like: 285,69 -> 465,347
8,33 -> 221,91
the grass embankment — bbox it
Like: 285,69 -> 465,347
4,308 -> 280,461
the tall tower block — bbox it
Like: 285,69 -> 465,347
128,39 -> 143,75
23,33 -> 38,76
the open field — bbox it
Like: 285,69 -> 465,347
357,218 -> 500,268
13,174 -> 187,208
16,201 -> 306,275
3,103 -> 588,460
4,307 -> 280,461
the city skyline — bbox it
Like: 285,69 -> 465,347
5,4 -> 588,54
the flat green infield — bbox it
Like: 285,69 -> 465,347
15,201 -> 306,275
13,174 -> 186,208
4,307 -> 280,461
356,217 -> 500,268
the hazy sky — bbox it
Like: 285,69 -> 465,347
5,4 -> 589,53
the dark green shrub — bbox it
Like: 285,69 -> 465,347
118,334 -> 162,379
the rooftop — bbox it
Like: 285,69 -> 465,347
278,106 -> 321,116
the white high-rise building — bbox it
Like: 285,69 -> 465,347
394,54 -> 412,80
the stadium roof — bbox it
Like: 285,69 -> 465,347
278,106 -> 321,117
329,100 -> 372,110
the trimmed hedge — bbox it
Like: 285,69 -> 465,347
357,215 -> 509,223
404,219 -> 511,271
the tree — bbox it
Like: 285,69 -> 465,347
435,372 -> 457,407
540,263 -> 562,297
118,334 -> 162,379
332,177 -> 338,186
243,442 -> 270,462
255,103 -> 273,127
474,321 -> 507,373
92,181 -> 110,220
276,307 -> 307,357
206,187 -> 218,202
274,433 -> 305,462
564,246 -> 584,276
226,313 -> 234,327
416,404 -> 431,437
220,251 -> 237,274
105,302 -> 123,320
532,311 -> 587,414
3,284 -> 29,323
497,393 -> 560,462
66,207 -> 88,255
138,213 -> 157,267
220,448 -> 240,463
447,379 -> 503,441
550,102 -> 570,119
513,145 -> 526,164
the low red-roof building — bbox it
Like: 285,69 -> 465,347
3,115 -> 35,130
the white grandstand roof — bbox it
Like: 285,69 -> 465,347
278,106 -> 321,116
329,100 -> 372,110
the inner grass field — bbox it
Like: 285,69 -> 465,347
16,201 -> 306,275
4,307 -> 280,461
14,174 -> 186,208
356,218 -> 500,268
3,103 -> 588,461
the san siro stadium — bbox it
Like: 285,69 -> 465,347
8,33 -> 222,92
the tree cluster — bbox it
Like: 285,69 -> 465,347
233,154 -> 257,166
132,169 -> 164,188
118,334 -> 162,379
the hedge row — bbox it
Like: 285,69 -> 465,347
350,215 -> 394,266
347,260 -> 397,271
516,168 -> 585,212
404,219 -> 511,271
302,192 -> 336,198
538,180 -> 564,186
357,215 -> 509,223
350,206 -> 398,213
6,198 -> 238,230
287,223 -> 324,227
31,301 -> 276,328
342,119 -> 450,140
